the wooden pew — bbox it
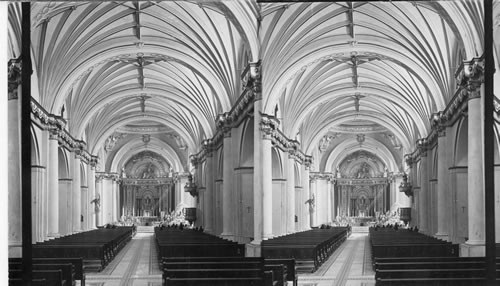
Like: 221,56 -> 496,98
155,228 -> 244,260
9,262 -> 75,286
33,227 -> 134,271
10,257 -> 85,286
262,227 -> 347,272
9,269 -> 66,286
8,278 -> 47,286
162,257 -> 296,286
373,257 -> 500,285
164,270 -> 275,286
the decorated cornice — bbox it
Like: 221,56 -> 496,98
190,62 -> 263,166
116,125 -> 171,134
405,57 -> 486,166
191,61 -> 314,167
335,177 -> 389,186
121,177 -> 173,185
8,57 -> 22,100
260,113 -> 311,165
309,172 -> 335,182
31,98 -> 98,166
95,172 -> 120,182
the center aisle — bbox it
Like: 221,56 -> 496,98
298,228 -> 375,286
86,227 -> 162,286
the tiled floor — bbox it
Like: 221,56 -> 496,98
86,232 -> 162,286
86,229 -> 374,286
298,231 -> 375,286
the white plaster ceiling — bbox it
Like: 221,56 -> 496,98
16,1 -> 492,172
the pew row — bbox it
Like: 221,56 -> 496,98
155,227 -> 244,260
374,257 -> 500,285
261,227 -> 348,273
9,257 -> 85,286
33,226 -> 135,272
162,257 -> 297,286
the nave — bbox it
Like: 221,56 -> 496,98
84,227 -> 374,286
6,0 -> 500,284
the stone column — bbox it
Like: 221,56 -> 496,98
419,147 -> 429,233
81,186 -> 88,231
47,133 -> 60,238
262,132 -> 273,239
248,61 -> 264,256
8,60 -> 21,256
462,84 -> 485,256
302,165 -> 311,230
221,129 -> 234,239
435,128 -> 449,240
72,156 -> 82,232
32,166 -> 46,242
327,179 -> 333,223
88,166 -> 96,229
204,152 -> 214,233
59,178 -> 73,236
310,177 -> 318,227
95,176 -> 103,227
111,178 -> 118,222
286,155 -> 295,233
251,100 -> 264,251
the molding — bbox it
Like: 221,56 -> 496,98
335,177 -> 389,186
8,57 -> 22,100
31,98 -> 98,166
309,172 -> 335,182
405,57 -> 485,167
121,177 -> 173,185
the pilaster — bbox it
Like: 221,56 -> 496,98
72,155 -> 82,232
286,152 -> 295,233
8,58 -> 21,256
31,166 -> 46,243
462,60 -> 485,256
47,131 -> 60,238
417,140 -> 429,234
221,125 -> 234,240
204,150 -> 214,233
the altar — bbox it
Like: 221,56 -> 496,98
135,216 -> 159,226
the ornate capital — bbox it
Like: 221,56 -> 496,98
8,58 -> 22,100
456,57 -> 484,98
250,61 -> 262,98
304,155 -> 313,168
49,130 -> 59,140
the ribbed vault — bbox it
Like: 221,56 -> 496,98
24,1 -> 490,175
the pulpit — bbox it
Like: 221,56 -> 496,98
184,208 -> 196,224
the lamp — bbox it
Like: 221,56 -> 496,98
399,173 -> 413,197
184,174 -> 198,197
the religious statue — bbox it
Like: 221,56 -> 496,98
121,167 -> 127,178
90,193 -> 100,212
357,163 -> 370,179
142,164 -> 155,179
305,194 -> 315,211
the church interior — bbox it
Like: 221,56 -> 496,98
5,0 -> 500,285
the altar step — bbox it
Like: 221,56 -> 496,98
136,225 -> 155,233
351,226 -> 369,233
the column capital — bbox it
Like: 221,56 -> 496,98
8,57 -> 22,100
249,61 -> 262,99
456,57 -> 484,97
49,129 -> 59,140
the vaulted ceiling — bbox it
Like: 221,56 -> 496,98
8,1 -> 495,173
